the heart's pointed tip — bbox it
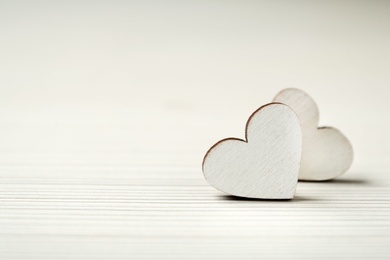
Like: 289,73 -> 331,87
299,178 -> 331,182
224,194 -> 295,201
220,189 -> 296,201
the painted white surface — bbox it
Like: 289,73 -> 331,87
274,88 -> 353,181
203,103 -> 301,199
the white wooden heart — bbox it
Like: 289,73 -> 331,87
274,88 -> 353,181
202,103 -> 302,199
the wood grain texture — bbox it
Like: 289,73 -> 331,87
0,95 -> 387,260
203,103 -> 302,199
274,88 -> 353,181
0,153 -> 389,260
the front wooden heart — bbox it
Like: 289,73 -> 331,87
202,103 -> 302,199
274,88 -> 354,181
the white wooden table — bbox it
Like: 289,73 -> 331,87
0,114 -> 389,259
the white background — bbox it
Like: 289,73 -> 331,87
1,1 -> 389,165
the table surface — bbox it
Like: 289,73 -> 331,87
0,116 -> 389,260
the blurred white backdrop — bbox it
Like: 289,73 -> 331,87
0,0 -> 389,170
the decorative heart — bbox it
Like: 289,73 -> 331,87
274,88 -> 353,181
202,103 -> 302,199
